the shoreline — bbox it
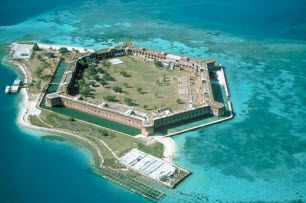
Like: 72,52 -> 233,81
11,59 -> 176,164
37,43 -> 94,53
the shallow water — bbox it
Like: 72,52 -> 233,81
0,0 -> 305,202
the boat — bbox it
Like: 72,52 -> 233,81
5,86 -> 11,94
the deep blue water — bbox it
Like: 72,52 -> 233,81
0,0 -> 305,202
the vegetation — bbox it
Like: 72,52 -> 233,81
68,117 -> 75,121
112,86 -> 122,93
82,56 -> 193,111
33,43 -> 40,51
99,79 -> 107,86
34,66 -> 44,77
176,98 -> 181,104
137,87 -> 142,94
35,79 -> 42,89
120,71 -> 128,77
103,96 -> 116,102
154,60 -> 162,68
58,47 -> 69,55
124,97 -> 133,106
142,104 -> 148,110
44,52 -> 55,59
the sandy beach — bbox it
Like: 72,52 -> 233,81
13,58 -> 176,165
37,43 -> 94,53
151,136 -> 176,162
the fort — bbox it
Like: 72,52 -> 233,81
45,42 -> 228,136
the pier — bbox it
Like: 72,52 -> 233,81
5,76 -> 22,94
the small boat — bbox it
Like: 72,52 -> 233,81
5,86 -> 11,94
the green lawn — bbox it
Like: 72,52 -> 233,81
89,56 -> 196,112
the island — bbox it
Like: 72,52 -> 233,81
7,41 -> 233,201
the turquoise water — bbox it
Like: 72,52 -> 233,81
0,0 -> 305,202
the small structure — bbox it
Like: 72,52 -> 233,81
119,148 -> 189,187
5,76 -> 22,94
157,106 -> 170,113
11,43 -> 34,59
109,58 -> 123,65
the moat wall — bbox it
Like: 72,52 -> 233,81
46,95 -> 143,129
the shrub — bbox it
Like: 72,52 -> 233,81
143,105 -> 148,110
89,81 -> 96,86
97,67 -> 105,74
103,96 -> 116,102
58,47 -> 69,55
137,87 -> 142,93
176,98 -> 181,104
154,60 -> 162,68
92,74 -> 100,81
99,129 -> 109,136
44,52 -> 54,58
103,73 -> 114,81
35,79 -> 41,89
33,43 -> 40,51
68,117 -> 75,122
99,79 -> 107,86
120,71 -> 128,77
112,86 -> 122,93
124,98 -> 133,106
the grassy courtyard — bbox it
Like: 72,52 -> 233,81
83,56 -> 196,112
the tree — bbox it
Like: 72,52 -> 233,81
137,87 -> 142,93
154,60 -> 162,68
176,98 -> 181,104
89,81 -> 96,87
99,129 -> 109,136
33,43 -> 40,51
156,79 -> 161,86
120,71 -> 128,77
92,74 -> 100,81
44,52 -> 54,58
97,67 -> 105,74
154,92 -> 158,98
103,96 -> 116,102
58,47 -> 69,55
80,86 -> 91,97
78,59 -> 87,66
35,79 -> 41,89
123,83 -> 128,88
36,54 -> 42,60
103,73 -> 114,81
124,98 -> 133,106
143,105 -> 148,110
112,86 -> 122,93
99,79 -> 107,86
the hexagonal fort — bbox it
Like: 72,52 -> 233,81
45,42 -> 225,136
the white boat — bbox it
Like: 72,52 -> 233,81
5,86 -> 11,94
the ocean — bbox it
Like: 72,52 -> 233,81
0,0 -> 305,202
